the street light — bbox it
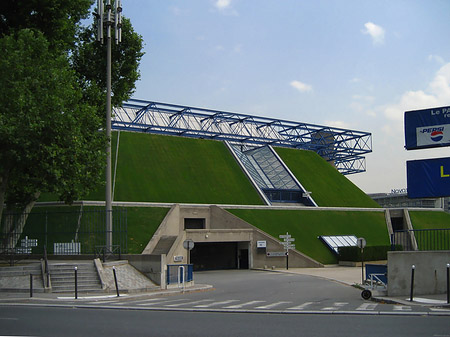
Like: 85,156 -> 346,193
96,0 -> 122,252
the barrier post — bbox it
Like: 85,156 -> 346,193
113,266 -> 120,297
409,265 -> 415,302
74,266 -> 78,300
30,274 -> 33,298
178,266 -> 185,292
447,263 -> 449,304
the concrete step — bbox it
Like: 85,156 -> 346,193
48,261 -> 102,293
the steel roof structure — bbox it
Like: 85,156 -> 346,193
112,99 -> 372,175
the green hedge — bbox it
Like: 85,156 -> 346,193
338,245 -> 401,261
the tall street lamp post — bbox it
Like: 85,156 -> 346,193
96,0 -> 122,252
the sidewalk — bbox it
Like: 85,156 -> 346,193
1,265 -> 449,308
271,265 -> 450,308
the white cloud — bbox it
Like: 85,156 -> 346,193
428,54 -> 445,65
324,120 -> 350,129
215,0 -> 232,10
290,80 -> 313,93
383,62 -> 450,122
362,22 -> 385,45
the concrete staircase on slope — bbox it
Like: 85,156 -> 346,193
49,262 -> 102,293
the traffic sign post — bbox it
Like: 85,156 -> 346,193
357,237 -> 366,284
183,239 -> 195,265
279,232 -> 296,270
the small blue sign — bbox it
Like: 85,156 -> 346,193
404,106 -> 450,150
407,157 -> 450,198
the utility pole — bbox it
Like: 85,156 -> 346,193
96,0 -> 122,252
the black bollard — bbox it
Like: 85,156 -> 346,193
30,274 -> 33,298
113,266 -> 120,297
447,263 -> 449,304
74,266 -> 78,300
409,265 -> 415,302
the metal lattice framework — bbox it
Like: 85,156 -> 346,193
112,99 -> 372,175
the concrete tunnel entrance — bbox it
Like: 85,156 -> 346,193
190,242 -> 249,271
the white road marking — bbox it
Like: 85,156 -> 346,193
287,302 -> 315,310
194,300 -> 240,308
165,299 -> 215,307
136,298 -> 187,306
356,302 -> 378,311
393,305 -> 411,311
224,300 -> 266,309
321,302 -> 348,311
255,301 -> 292,309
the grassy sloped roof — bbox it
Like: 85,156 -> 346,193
275,147 -> 380,208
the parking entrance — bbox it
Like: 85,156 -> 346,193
191,242 -> 249,271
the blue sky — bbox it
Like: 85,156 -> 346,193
118,0 -> 450,194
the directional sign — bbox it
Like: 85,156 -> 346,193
267,252 -> 288,257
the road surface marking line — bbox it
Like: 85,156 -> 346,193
287,302 -> 315,310
225,301 -> 266,309
321,302 -> 348,311
255,301 -> 292,309
356,303 -> 378,311
137,299 -> 187,306
393,305 -> 412,311
165,299 -> 215,307
194,300 -> 240,308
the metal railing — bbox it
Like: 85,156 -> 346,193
1,208 -> 127,258
392,228 -> 450,251
167,264 -> 193,286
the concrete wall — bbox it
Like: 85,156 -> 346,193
387,251 -> 450,296
124,254 -> 166,287
141,204 -> 322,273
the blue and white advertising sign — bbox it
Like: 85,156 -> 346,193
404,106 -> 450,150
407,157 -> 450,198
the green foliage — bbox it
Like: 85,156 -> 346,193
0,2 -> 144,226
0,29 -> 106,212
0,0 -> 92,52
338,245 -> 399,262
274,148 -> 380,208
87,132 -> 265,205
229,209 -> 390,264
72,16 -> 145,109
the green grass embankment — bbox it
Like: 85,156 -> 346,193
229,209 -> 389,264
409,211 -> 450,230
88,132 -> 264,205
274,148 -> 380,208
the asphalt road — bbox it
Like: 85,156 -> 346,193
1,306 -> 449,337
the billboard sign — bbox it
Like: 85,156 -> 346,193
407,157 -> 450,198
404,106 -> 450,150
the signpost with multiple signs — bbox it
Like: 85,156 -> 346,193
279,232 -> 295,270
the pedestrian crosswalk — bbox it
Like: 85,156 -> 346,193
87,296 -> 425,313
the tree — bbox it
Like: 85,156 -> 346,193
0,29 -> 106,248
0,0 -> 92,52
0,1 -> 144,249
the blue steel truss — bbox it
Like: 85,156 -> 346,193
112,99 -> 372,175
